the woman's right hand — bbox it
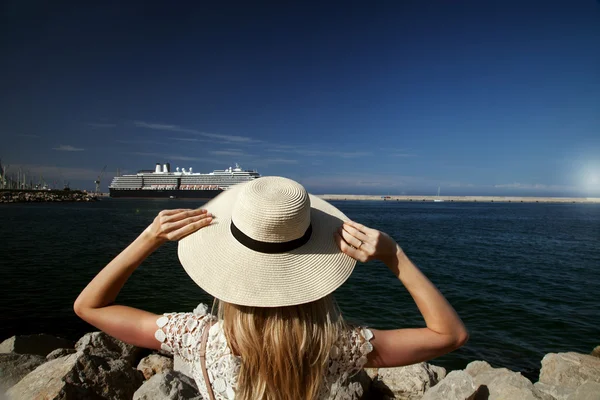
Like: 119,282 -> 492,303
335,220 -> 401,266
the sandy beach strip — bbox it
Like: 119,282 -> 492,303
318,195 -> 600,203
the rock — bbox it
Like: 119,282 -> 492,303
371,363 -> 447,399
430,364 -> 447,382
6,351 -> 144,399
534,382 -> 575,400
464,360 -> 555,400
174,354 -> 193,378
591,346 -> 600,359
567,381 -> 600,400
472,366 -> 553,400
539,352 -> 600,389
46,348 -> 77,360
465,360 -> 494,377
0,353 -> 46,392
133,370 -> 201,400
137,354 -> 174,380
0,334 -> 73,357
422,370 -> 481,400
7,354 -> 79,400
75,331 -> 145,365
349,369 -> 373,397
364,367 -> 379,380
7,353 -> 81,399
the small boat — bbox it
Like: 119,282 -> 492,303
433,187 -> 444,202
169,195 -> 177,199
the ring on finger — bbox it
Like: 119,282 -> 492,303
358,240 -> 364,250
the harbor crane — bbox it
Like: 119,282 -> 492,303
95,165 -> 107,194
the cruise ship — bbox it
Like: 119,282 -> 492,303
109,163 -> 260,198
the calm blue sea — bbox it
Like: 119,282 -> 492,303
1,199 -> 598,380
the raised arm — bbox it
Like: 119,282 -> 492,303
73,208 -> 212,349
335,221 -> 468,368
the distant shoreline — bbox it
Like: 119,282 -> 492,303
318,195 -> 600,204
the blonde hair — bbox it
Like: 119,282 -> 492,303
217,295 -> 346,400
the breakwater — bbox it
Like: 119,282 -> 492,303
0,190 -> 98,203
319,194 -> 600,203
1,331 -> 599,399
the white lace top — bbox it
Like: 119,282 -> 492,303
154,303 -> 374,400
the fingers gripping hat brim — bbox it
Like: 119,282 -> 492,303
177,181 -> 357,307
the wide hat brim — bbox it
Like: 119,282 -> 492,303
178,182 -> 357,307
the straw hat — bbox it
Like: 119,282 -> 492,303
178,176 -> 357,307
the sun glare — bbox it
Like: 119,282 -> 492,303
580,165 -> 600,190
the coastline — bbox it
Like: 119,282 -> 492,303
0,190 -> 98,203
319,194 -> 600,204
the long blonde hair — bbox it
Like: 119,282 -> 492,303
217,295 -> 346,400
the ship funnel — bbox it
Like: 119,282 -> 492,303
162,164 -> 169,173
155,163 -> 161,173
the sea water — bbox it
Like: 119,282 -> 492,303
0,199 -> 598,378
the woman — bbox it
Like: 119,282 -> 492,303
74,177 -> 468,400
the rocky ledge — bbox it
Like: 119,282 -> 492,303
1,332 -> 598,400
0,190 -> 98,203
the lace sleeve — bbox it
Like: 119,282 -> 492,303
339,327 -> 374,377
154,303 -> 213,361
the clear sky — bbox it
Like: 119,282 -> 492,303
1,1 -> 599,196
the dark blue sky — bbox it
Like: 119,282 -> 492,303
1,1 -> 599,195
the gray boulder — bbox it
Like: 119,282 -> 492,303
465,360 -> 494,377
539,352 -> 600,389
371,363 -> 447,399
349,369 -> 374,397
0,334 -> 73,357
137,354 -> 174,380
6,350 -> 144,399
591,346 -> 600,359
422,370 -> 480,400
467,361 -> 552,400
475,370 -> 544,400
133,370 -> 201,400
0,353 -> 46,392
75,331 -> 145,365
430,365 -> 447,382
7,353 -> 81,400
533,382 -> 575,400
174,354 -> 193,378
567,382 -> 600,400
46,348 -> 77,361
364,367 -> 379,381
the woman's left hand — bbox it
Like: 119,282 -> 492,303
336,220 -> 399,266
144,208 -> 213,243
